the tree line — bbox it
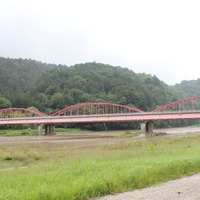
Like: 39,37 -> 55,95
0,57 -> 198,130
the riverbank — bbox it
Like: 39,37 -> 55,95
1,127 -> 200,200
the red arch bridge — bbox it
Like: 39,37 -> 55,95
1,97 -> 200,135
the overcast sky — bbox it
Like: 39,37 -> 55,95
0,0 -> 200,85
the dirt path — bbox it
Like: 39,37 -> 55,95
96,173 -> 200,200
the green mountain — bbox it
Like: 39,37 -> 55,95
0,57 -> 62,108
0,57 -> 196,129
0,57 -> 59,94
174,79 -> 200,98
0,58 -> 184,112
31,62 -> 183,112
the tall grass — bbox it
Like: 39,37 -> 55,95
0,128 -> 86,137
1,137 -> 200,199
115,131 -> 139,137
0,129 -> 37,136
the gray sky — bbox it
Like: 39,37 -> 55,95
0,0 -> 200,85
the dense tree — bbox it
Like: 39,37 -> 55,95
0,57 -> 196,130
174,79 -> 200,98
0,97 -> 12,109
50,93 -> 65,110
31,63 -> 182,114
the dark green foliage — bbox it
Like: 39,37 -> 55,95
0,57 -> 194,129
174,79 -> 200,97
0,97 -> 12,109
174,80 -> 200,118
0,57 -> 57,93
32,63 -> 181,113
0,57 -> 59,108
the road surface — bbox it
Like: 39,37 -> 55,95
96,173 -> 200,200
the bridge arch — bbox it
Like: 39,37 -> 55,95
152,96 -> 200,112
52,102 -> 145,116
0,108 -> 48,118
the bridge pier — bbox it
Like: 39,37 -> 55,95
141,121 -> 153,134
38,124 -> 43,135
45,124 -> 56,135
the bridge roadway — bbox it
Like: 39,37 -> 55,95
1,111 -> 200,125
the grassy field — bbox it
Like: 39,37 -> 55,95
0,128 -> 85,137
0,128 -> 38,136
115,131 -> 139,137
1,135 -> 200,199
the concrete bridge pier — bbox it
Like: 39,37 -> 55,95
141,121 -> 153,134
38,124 -> 43,135
44,124 -> 56,135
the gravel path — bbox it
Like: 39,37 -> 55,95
96,173 -> 200,200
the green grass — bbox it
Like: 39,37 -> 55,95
0,129 -> 38,136
190,124 -> 200,127
56,128 -> 86,133
0,128 -> 86,137
1,137 -> 200,199
115,131 -> 139,137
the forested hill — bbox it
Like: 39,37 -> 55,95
174,79 -> 200,98
32,62 -> 184,113
0,57 -> 59,94
0,58 -> 184,113
0,57 -> 63,108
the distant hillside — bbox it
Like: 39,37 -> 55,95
0,57 -> 65,107
174,79 -> 200,98
0,57 -> 59,95
0,57 -> 194,129
0,57 -> 185,112
31,62 -> 183,112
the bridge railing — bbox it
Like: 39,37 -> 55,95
1,96 -> 200,119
